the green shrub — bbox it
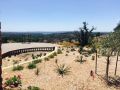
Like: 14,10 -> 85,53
12,65 -> 24,71
27,63 -> 36,69
53,52 -> 57,56
48,54 -> 54,58
27,86 -> 40,90
33,59 -> 42,64
56,64 -> 71,77
4,75 -> 22,88
44,57 -> 49,61
57,49 -> 62,54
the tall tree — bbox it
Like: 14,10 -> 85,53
101,33 -> 116,81
113,25 -> 120,76
75,22 -> 95,47
0,22 -> 3,90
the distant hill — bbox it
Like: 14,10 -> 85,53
2,31 -> 110,43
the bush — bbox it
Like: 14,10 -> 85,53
33,59 -> 42,64
12,65 -> 24,71
53,52 -> 57,56
48,54 -> 54,58
44,57 -> 49,61
27,86 -> 40,90
27,63 -> 36,69
4,75 -> 22,88
57,49 -> 62,54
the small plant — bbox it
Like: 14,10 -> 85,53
13,60 -> 19,65
57,49 -> 62,54
80,56 -> 83,63
33,59 -> 42,64
66,50 -> 69,53
4,75 -> 22,88
35,68 -> 40,76
65,54 -> 68,56
7,59 -> 10,61
55,59 -> 58,64
92,55 -> 95,60
53,52 -> 57,56
56,64 -> 71,77
78,46 -> 83,54
43,53 -> 46,56
27,63 -> 36,69
27,86 -> 40,90
39,53 -> 42,57
48,54 -> 54,58
32,54 -> 35,59
12,65 -> 24,71
44,57 -> 49,61
71,48 -> 76,51
75,56 -> 86,63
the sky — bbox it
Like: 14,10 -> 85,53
0,0 -> 120,32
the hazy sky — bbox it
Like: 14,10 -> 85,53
0,0 -> 120,32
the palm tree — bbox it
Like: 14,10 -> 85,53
0,22 -> 3,90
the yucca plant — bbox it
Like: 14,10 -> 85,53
56,64 -> 71,77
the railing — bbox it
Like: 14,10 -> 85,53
2,47 -> 55,58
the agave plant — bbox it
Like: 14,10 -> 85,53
56,64 -> 71,77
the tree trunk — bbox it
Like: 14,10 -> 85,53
0,22 -> 3,90
106,55 -> 110,81
114,51 -> 119,76
95,50 -> 97,74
